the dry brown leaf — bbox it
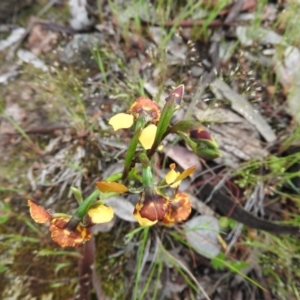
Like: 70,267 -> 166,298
195,108 -> 268,167
210,78 -> 276,143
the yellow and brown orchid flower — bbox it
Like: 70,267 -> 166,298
109,97 -> 161,150
128,97 -> 160,123
133,189 -> 170,226
131,160 -> 195,226
28,199 -> 114,247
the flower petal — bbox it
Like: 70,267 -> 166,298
172,166 -> 196,184
28,199 -> 52,223
88,204 -> 114,224
128,97 -> 161,123
109,113 -> 134,131
50,217 -> 91,247
96,181 -> 128,193
189,126 -> 213,141
133,202 -> 158,226
165,85 -> 184,110
165,163 -> 181,188
162,192 -> 191,225
139,124 -> 157,150
137,191 -> 170,221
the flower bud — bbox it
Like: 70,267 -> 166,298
189,127 -> 221,160
165,85 -> 184,109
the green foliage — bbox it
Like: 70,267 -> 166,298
0,201 -> 10,224
133,226 -> 150,300
243,234 -> 300,298
218,216 -> 237,230
211,253 -> 249,271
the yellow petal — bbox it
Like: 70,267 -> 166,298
96,181 -> 128,193
88,205 -> 114,224
108,113 -> 134,131
172,166 -> 196,184
165,164 -> 181,188
139,124 -> 157,150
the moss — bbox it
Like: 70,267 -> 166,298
0,214 -> 79,299
94,225 -> 132,299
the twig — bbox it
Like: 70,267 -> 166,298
198,182 -> 300,236
38,21 -> 76,35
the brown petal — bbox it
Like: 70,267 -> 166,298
162,192 -> 191,225
189,127 -> 212,141
165,85 -> 184,109
50,217 -> 91,247
137,193 -> 170,221
28,199 -> 52,223
128,97 -> 161,122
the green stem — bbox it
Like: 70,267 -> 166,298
66,173 -> 123,230
66,189 -> 100,230
122,118 -> 146,180
133,226 -> 150,300
142,165 -> 154,188
106,172 -> 123,182
148,100 -> 175,157
176,131 -> 197,152
139,153 -> 150,168
141,164 -> 158,197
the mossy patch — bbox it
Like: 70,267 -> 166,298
0,214 -> 80,299
94,225 -> 132,299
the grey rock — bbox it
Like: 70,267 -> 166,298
59,33 -> 105,68
191,65 -> 204,77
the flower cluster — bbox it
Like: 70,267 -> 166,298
97,163 -> 195,226
101,85 -> 220,227
28,84 -> 220,247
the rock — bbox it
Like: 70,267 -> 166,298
191,65 -> 204,77
59,33 -> 105,68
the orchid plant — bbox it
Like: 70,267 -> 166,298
28,85 -> 220,247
